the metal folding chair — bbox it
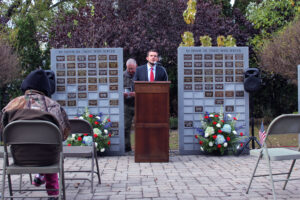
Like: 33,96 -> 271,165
1,120 -> 66,200
246,114 -> 300,200
63,119 -> 101,193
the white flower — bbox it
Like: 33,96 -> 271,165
93,128 -> 101,135
96,116 -> 101,120
204,133 -> 209,138
236,145 -> 240,149
209,142 -> 213,147
205,126 -> 214,136
224,142 -> 228,147
104,129 -> 108,134
100,148 -> 105,152
209,114 -> 214,118
79,116 -> 83,119
227,114 -> 232,118
95,142 -> 98,147
216,123 -> 221,128
72,134 -> 76,138
200,147 -> 204,151
232,130 -> 237,135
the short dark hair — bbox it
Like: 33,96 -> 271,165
147,49 -> 159,57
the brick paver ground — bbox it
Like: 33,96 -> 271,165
1,152 -> 300,199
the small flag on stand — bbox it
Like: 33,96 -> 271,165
259,121 -> 267,146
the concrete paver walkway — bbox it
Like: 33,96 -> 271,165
1,153 -> 300,199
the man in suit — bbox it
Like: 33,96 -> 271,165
134,49 -> 168,81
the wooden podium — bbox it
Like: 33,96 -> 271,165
134,81 -> 170,162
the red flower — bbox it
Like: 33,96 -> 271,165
107,118 -> 111,122
204,116 -> 209,119
218,130 -> 222,133
94,121 -> 99,125
199,141 -> 203,145
77,136 -> 82,141
89,114 -> 93,118
240,132 -> 243,136
226,136 -> 231,141
108,133 -> 112,137
94,134 -> 98,138
74,117 -> 78,119
68,143 -> 71,146
195,135 -> 198,139
107,141 -> 111,145
221,120 -> 225,123
214,114 -> 219,117
240,143 -> 243,147
217,144 -> 222,148
212,135 -> 217,139
233,117 -> 237,120
84,134 -> 88,136
213,121 -> 217,125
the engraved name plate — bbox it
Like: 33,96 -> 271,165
99,77 -> 107,83
109,70 -> 118,75
205,91 -> 213,97
67,70 -> 76,76
235,76 -> 244,82
109,62 -> 118,68
109,77 -> 118,83
194,62 -> 202,68
225,77 -> 233,82
204,54 -> 213,60
195,106 -> 203,112
236,91 -> 244,97
225,91 -> 234,97
67,63 -> 75,69
194,54 -> 202,60
56,63 -> 65,69
215,76 -> 223,82
88,55 -> 96,61
184,121 -> 193,128
215,69 -> 223,75
88,78 -> 97,83
57,100 -> 66,106
214,54 -> 223,60
225,69 -> 233,75
235,54 -> 243,60
68,93 -> 76,99
225,62 -> 233,67
184,69 -> 193,75
194,77 -> 203,82
78,78 -> 86,83
184,77 -> 192,82
215,99 -> 224,105
205,77 -> 213,82
99,62 -> 107,68
225,54 -> 233,60
235,61 -> 244,68
235,69 -> 244,75
99,92 -> 108,98
88,85 -> 97,91
67,55 -> 75,61
110,85 -> 118,91
111,122 -> 119,128
184,54 -> 192,60
194,84 -> 203,90
67,78 -> 76,84
99,70 -> 107,75
78,63 -> 87,68
78,93 -> 87,98
68,100 -> 76,106
98,55 -> 107,60
225,106 -> 234,112
57,86 -> 65,91
205,69 -> 213,75
109,55 -> 118,60
184,62 -> 192,67
110,100 -> 119,106
205,84 -> 213,90
204,62 -> 213,67
89,100 -> 97,106
215,91 -> 224,97
78,70 -> 86,76
78,85 -> 86,91
111,130 -> 119,135
57,71 -> 65,76
56,56 -> 65,61
77,55 -> 86,61
88,70 -> 97,76
215,62 -> 223,67
215,84 -> 223,89
194,69 -> 202,75
184,84 -> 192,90
88,63 -> 96,68
57,78 -> 65,84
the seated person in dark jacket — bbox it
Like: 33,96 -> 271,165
0,69 -> 70,199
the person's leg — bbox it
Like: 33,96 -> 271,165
124,105 -> 134,151
44,173 -> 59,196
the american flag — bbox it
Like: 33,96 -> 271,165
259,121 -> 267,146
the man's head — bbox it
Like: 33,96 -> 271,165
146,49 -> 159,66
21,69 -> 51,96
126,58 -> 137,76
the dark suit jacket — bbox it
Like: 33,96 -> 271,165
133,64 -> 168,82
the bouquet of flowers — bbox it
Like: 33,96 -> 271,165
66,108 -> 112,152
195,111 -> 245,155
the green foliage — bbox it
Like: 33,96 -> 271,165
200,35 -> 212,47
169,117 -> 178,130
183,0 -> 197,24
180,31 -> 195,46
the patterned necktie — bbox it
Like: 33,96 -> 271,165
150,67 -> 154,82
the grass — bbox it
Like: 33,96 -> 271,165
130,123 -> 299,150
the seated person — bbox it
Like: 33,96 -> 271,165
1,69 -> 70,200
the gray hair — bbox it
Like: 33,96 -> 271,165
126,58 -> 137,66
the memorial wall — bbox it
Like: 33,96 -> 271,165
178,47 -> 249,154
51,48 -> 124,155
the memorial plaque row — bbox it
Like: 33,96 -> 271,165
56,77 -> 118,84
184,69 -> 244,75
61,92 -> 118,99
56,70 -> 118,76
183,54 -> 243,60
56,85 -> 118,92
183,76 -> 244,83
56,62 -> 118,69
183,62 -> 244,68
56,55 -> 118,61
57,99 -> 119,107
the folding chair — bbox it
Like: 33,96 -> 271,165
1,120 -> 66,200
246,114 -> 300,200
63,119 -> 101,193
